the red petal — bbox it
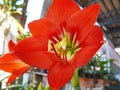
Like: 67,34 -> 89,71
14,36 -> 48,52
8,40 -> 15,52
67,4 -> 100,42
28,18 -> 61,39
7,74 -> 17,84
52,89 -> 60,90
46,0 -> 80,28
0,53 -> 30,73
13,36 -> 53,69
48,62 -> 75,89
71,26 -> 104,68
15,51 -> 53,70
7,66 -> 30,84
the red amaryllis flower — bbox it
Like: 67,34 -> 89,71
12,0 -> 104,89
0,40 -> 30,84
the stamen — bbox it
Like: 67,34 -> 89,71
53,36 -> 60,43
64,51 -> 68,63
48,30 -> 80,63
72,33 -> 77,48
51,43 -> 60,58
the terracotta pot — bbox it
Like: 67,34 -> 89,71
79,77 -> 96,90
97,79 -> 108,86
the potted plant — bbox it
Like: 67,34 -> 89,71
78,54 -> 114,89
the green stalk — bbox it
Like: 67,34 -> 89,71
74,86 -> 80,90
71,69 -> 81,90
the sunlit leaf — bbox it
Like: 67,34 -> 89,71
44,86 -> 51,90
37,82 -> 44,90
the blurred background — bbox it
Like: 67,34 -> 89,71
0,0 -> 120,90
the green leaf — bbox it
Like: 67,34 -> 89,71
11,0 -> 17,7
28,86 -> 34,90
37,82 -> 44,90
11,10 -> 22,15
44,86 -> 51,90
15,3 -> 25,9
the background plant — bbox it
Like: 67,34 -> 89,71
79,54 -> 114,80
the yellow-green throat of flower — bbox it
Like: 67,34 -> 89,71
48,30 -> 80,63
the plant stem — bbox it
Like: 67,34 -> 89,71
71,69 -> 81,90
74,86 -> 81,90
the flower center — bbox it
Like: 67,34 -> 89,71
48,31 -> 79,63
